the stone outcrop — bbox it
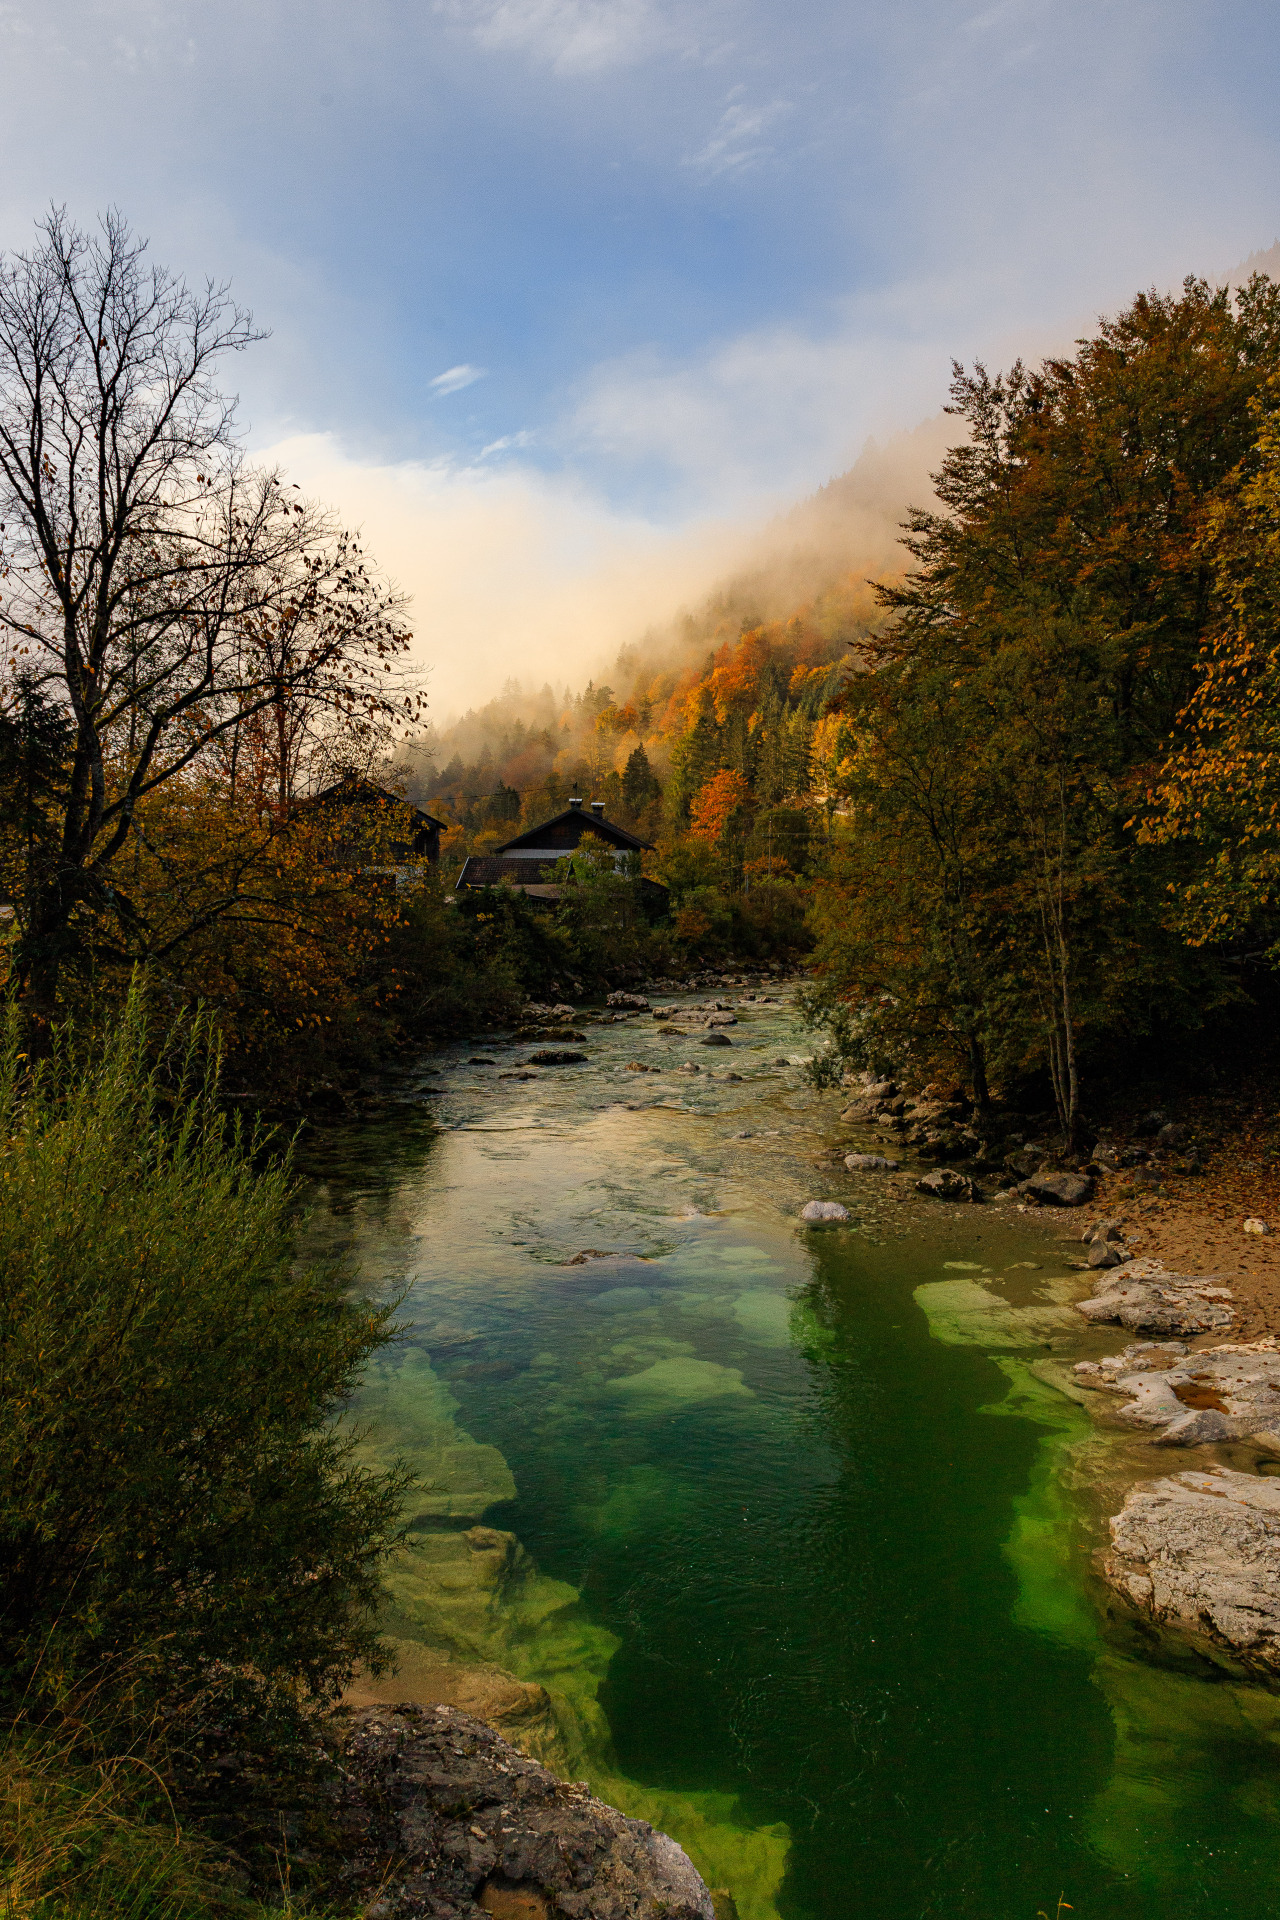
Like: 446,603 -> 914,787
1074,1340 -> 1280,1448
332,1705 -> 718,1920
1075,1261 -> 1235,1335
1102,1470 -> 1280,1675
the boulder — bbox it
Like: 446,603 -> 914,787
844,1153 -> 899,1172
800,1200 -> 850,1222
1082,1218 -> 1125,1245
916,1168 -> 981,1203
1086,1239 -> 1127,1270
699,1032 -> 732,1047
1102,1470 -> 1280,1674
1018,1170 -> 1094,1207
607,991 -> 650,1010
1157,1121 -> 1190,1149
1154,1408 -> 1237,1447
1076,1339 -> 1280,1444
1075,1264 -> 1235,1335
1245,1217 -> 1270,1236
526,1050 -> 588,1066
332,1705 -> 717,1920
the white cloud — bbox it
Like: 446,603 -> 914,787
685,93 -> 792,175
480,429 -> 535,456
255,431 -> 758,718
430,363 -> 487,395
435,0 -> 673,75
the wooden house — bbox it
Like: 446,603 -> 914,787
304,776 -> 448,881
456,798 -> 667,909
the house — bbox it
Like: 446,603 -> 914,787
455,797 -> 667,910
304,776 -> 449,880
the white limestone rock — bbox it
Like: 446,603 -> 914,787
1103,1468 -> 1280,1673
1075,1261 -> 1235,1335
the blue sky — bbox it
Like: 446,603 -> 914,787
2,0 -> 1278,708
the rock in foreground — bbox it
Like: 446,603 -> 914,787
335,1705 -> 717,1920
1103,1470 -> 1280,1675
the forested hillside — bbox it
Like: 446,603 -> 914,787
403,271 -> 1280,1135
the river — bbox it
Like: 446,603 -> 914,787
299,985 -> 1280,1920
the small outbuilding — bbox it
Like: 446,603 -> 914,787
304,776 -> 449,880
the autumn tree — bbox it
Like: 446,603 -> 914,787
1146,375 -> 1280,954
0,209 -> 416,1030
808,277 -> 1280,1126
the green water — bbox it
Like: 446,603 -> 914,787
301,991 -> 1280,1919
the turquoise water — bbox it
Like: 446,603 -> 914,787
301,991 -> 1280,1919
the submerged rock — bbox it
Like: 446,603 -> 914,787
800,1199 -> 849,1222
844,1153 -> 899,1172
1103,1470 -> 1280,1675
1075,1264 -> 1235,1335
334,1704 -> 717,1920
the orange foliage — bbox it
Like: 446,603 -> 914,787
689,769 -> 751,844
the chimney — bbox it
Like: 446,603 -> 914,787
590,800 -> 605,815
569,796 -> 583,809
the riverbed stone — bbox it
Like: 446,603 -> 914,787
916,1169 -> 981,1203
527,1049 -> 588,1066
800,1199 -> 850,1222
1086,1238 -> 1128,1269
1103,1469 -> 1280,1674
1075,1265 -> 1235,1335
1078,1339 -> 1280,1445
699,1032 -> 732,1047
844,1153 -> 899,1172
1017,1170 -> 1094,1206
332,1705 -> 718,1920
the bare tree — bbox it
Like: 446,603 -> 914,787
0,208 -> 417,1027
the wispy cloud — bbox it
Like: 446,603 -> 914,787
436,0 -> 671,76
430,363 -> 487,395
686,92 -> 792,176
480,429 -> 535,456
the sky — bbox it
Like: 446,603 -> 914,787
2,0 -> 1279,713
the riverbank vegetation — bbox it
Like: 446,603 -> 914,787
0,990 -> 404,1914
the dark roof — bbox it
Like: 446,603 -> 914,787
456,855 -> 561,889
455,855 -> 668,906
498,804 -> 652,854
307,777 -> 448,833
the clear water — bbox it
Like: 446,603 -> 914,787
300,991 -> 1280,1919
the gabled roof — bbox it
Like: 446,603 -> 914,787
307,776 -> 448,832
498,805 -> 652,854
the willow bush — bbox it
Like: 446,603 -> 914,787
0,988 -> 410,1735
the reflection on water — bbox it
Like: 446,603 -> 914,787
299,992 -> 1280,1919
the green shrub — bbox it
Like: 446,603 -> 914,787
0,988 -> 410,1737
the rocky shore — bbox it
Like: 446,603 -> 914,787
331,1706 -> 726,1920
